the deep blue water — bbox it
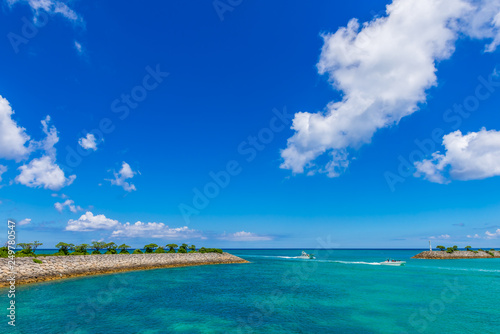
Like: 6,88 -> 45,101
1,249 -> 499,333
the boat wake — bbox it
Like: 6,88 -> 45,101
316,260 -> 381,266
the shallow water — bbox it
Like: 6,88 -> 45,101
2,249 -> 499,333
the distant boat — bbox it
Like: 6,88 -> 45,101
380,259 -> 406,266
296,251 -> 315,259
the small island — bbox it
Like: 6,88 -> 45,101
413,245 -> 500,259
0,241 -> 248,287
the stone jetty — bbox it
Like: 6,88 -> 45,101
0,252 -> 249,287
412,250 -> 500,259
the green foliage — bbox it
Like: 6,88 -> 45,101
132,249 -> 143,254
72,244 -> 89,255
473,250 -> 479,254
436,246 -> 445,251
452,245 -> 458,251
199,247 -> 223,254
33,258 -> 42,264
177,248 -> 187,253
490,249 -> 496,252
91,241 -> 107,252
188,245 -> 196,252
91,250 -> 101,255
166,244 -> 178,253
144,243 -> 158,253
465,246 -> 472,251
55,242 -> 74,255
0,247 -> 8,258
118,244 -> 131,253
478,248 -> 484,251
32,241 -> 43,253
446,247 -> 454,253
154,247 -> 166,253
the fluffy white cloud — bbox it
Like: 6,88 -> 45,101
280,0 -> 500,177
7,0 -> 83,23
16,155 -> 75,190
0,165 -> 7,182
111,222 -> 201,239
18,218 -> 31,226
65,212 -> 120,231
467,234 -> 481,239
0,95 -> 31,161
107,162 -> 137,192
461,0 -> 500,52
219,231 -> 273,242
65,211 -> 202,239
16,116 -> 76,190
414,128 -> 500,183
485,229 -> 500,239
78,133 -> 99,151
54,199 -> 83,213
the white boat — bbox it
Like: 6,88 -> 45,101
380,259 -> 406,266
296,251 -> 315,259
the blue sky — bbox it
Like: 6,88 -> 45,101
1,0 -> 500,249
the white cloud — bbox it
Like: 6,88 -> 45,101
219,231 -> 273,242
0,95 -> 32,161
16,155 -> 75,190
65,211 -> 202,239
111,222 -> 201,239
0,165 -> 7,182
78,133 -> 99,151
65,212 -> 120,231
7,0 -> 83,24
16,116 -> 76,190
280,0 -> 500,177
485,228 -> 500,239
54,199 -> 83,213
461,0 -> 500,52
430,234 -> 451,240
107,162 -> 137,192
74,40 -> 84,55
414,128 -> 500,183
467,229 -> 500,239
281,0 -> 471,177
18,218 -> 31,226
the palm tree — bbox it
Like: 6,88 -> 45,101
166,244 -> 178,253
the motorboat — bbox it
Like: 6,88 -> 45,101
380,259 -> 406,266
296,251 -> 315,259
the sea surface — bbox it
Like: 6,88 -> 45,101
1,249 -> 499,333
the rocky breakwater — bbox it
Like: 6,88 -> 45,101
412,250 -> 500,259
0,252 -> 249,287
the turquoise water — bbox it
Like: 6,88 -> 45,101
2,249 -> 499,333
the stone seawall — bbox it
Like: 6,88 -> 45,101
0,253 -> 249,287
412,250 -> 500,259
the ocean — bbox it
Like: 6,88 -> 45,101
2,249 -> 499,333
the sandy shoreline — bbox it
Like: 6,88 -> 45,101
0,252 -> 249,287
